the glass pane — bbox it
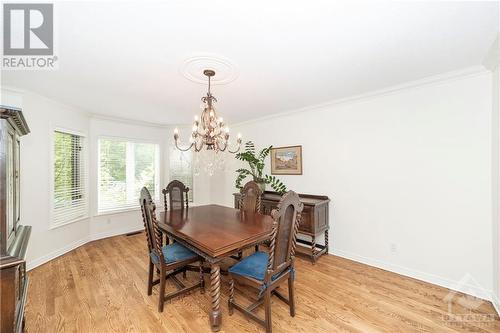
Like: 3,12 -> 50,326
15,139 -> 20,223
98,139 -> 127,211
7,133 -> 15,235
53,131 -> 86,225
134,143 -> 156,199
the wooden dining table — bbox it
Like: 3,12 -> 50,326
158,204 -> 274,332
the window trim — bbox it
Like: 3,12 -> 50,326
49,127 -> 89,230
96,136 -> 161,215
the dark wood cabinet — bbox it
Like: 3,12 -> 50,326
234,191 -> 330,263
1,106 -> 31,333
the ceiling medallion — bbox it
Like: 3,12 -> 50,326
180,55 -> 239,85
174,69 -> 242,161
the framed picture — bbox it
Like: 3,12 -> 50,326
271,145 -> 302,175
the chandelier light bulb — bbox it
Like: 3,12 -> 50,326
237,133 -> 242,139
174,127 -> 179,134
192,124 -> 198,132
194,115 -> 199,121
219,117 -> 223,123
225,127 -> 230,133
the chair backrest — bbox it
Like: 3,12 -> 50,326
162,180 -> 189,211
239,181 -> 262,214
265,191 -> 303,280
140,187 -> 164,263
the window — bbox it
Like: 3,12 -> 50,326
53,130 -> 87,227
98,138 -> 160,213
169,148 -> 193,202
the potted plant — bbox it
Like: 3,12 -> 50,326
235,141 -> 287,194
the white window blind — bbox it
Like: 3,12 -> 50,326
169,148 -> 193,202
53,130 -> 88,227
98,138 -> 160,213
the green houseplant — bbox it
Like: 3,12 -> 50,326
235,141 -> 287,194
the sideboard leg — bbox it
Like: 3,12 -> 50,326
210,264 -> 222,331
311,236 -> 317,264
325,229 -> 329,254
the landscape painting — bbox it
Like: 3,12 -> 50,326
271,146 -> 302,175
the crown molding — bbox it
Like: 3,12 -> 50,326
3,65 -> 491,129
1,85 -> 92,117
89,113 -> 170,129
234,66 -> 490,127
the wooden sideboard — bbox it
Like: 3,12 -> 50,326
234,191 -> 330,263
1,106 -> 31,333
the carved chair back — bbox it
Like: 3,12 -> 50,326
162,180 -> 189,211
265,191 -> 303,282
239,181 -> 262,214
140,187 -> 164,264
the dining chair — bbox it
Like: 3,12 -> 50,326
228,191 -> 304,333
239,181 -> 263,254
239,180 -> 262,214
140,187 -> 204,312
162,180 -> 189,211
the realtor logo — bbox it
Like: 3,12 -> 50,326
2,3 -> 57,69
442,273 -> 497,327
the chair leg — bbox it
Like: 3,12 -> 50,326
200,261 -> 205,294
288,274 -> 295,317
183,268 -> 187,279
147,261 -> 154,296
158,268 -> 166,312
228,278 -> 234,315
264,289 -> 272,333
255,245 -> 259,252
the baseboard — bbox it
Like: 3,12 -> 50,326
26,226 -> 144,271
492,296 -> 500,316
89,225 -> 144,241
27,236 -> 89,271
333,249 -> 493,301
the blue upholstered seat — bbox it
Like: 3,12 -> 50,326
229,251 -> 291,281
150,242 -> 197,264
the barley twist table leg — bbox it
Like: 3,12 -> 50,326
228,278 -> 234,315
210,264 -> 222,331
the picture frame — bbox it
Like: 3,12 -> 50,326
270,145 -> 302,175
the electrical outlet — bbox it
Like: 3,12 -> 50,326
390,243 -> 397,254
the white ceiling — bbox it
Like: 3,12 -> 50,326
2,1 -> 499,125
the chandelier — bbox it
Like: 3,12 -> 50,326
174,69 -> 242,154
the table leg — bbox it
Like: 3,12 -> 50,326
210,264 -> 222,331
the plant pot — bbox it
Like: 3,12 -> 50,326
254,180 -> 266,193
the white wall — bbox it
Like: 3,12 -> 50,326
1,89 -> 91,267
489,56 -> 500,315
212,70 -> 494,299
484,33 -> 499,313
493,64 -> 500,313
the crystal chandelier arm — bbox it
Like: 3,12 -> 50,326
227,141 -> 242,154
227,136 -> 242,154
215,137 -> 228,152
193,136 -> 205,152
174,138 -> 195,152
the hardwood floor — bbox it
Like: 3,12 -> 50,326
26,233 -> 499,332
